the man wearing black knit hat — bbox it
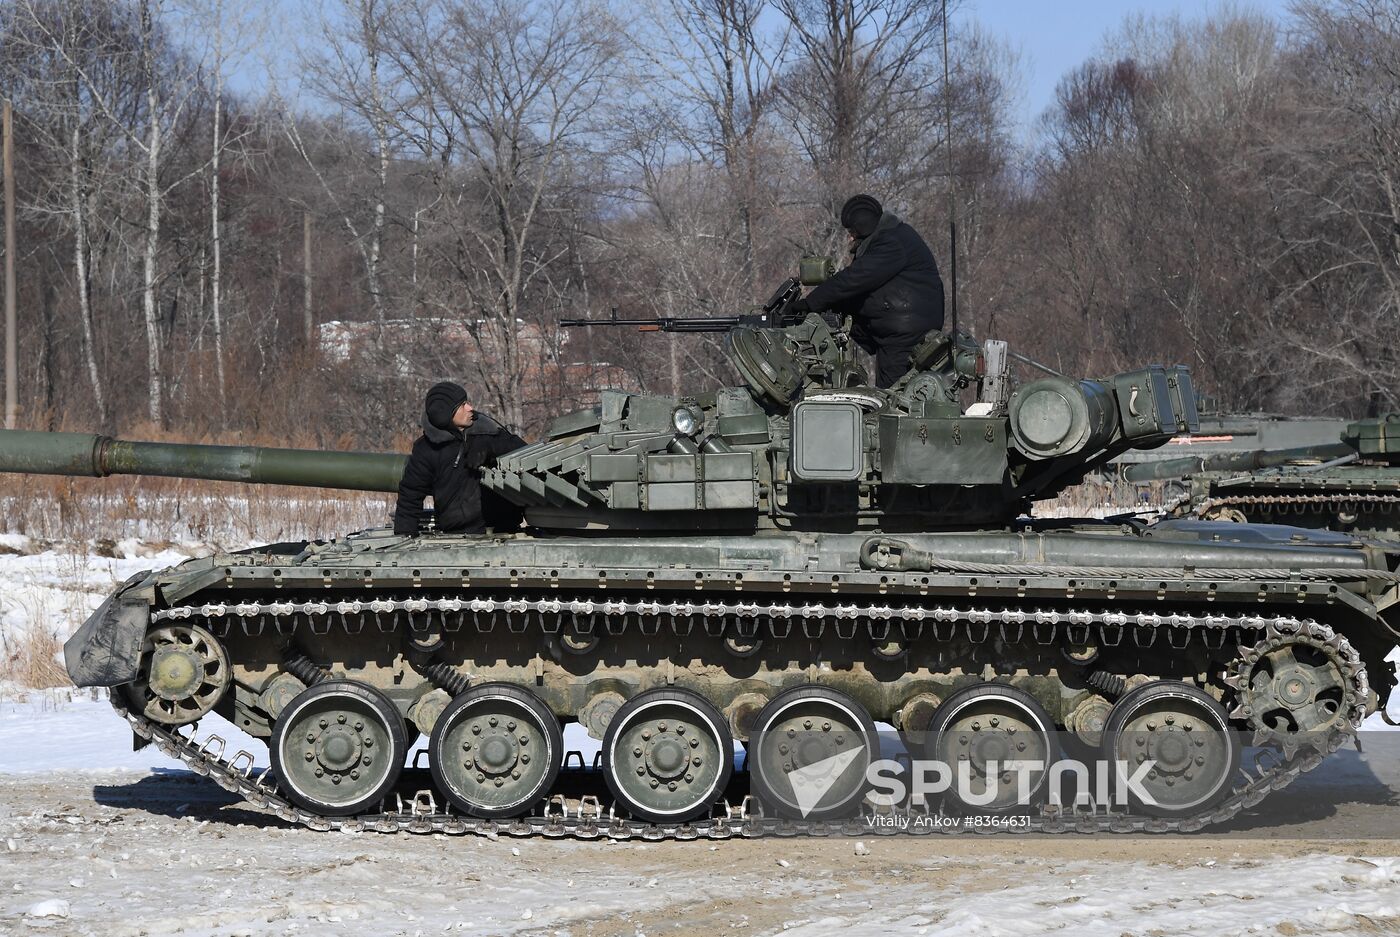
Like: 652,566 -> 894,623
790,195 -> 945,387
393,381 -> 527,536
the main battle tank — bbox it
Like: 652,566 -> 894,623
10,280 -> 1400,838
1128,415 -> 1400,538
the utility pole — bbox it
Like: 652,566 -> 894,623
4,99 -> 17,430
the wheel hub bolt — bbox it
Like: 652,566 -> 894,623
364,739 -> 373,748
692,757 -> 702,766
649,779 -> 659,789
363,756 -> 372,765
787,728 -> 796,738
642,731 -> 652,740
350,770 -> 359,780
314,769 -> 324,777
668,782 -> 677,791
520,755 -> 530,765
332,775 -> 341,784
637,766 -> 646,775
658,722 -> 667,731
495,778 -> 504,787
804,720 -> 812,729
822,722 -> 831,732
472,724 -> 481,735
519,736 -> 529,744
634,747 -> 644,757
1165,716 -> 1175,725
305,752 -> 314,762
512,771 -> 521,780
489,717 -> 498,727
337,715 -> 347,724
1147,721 -> 1157,730
306,733 -> 315,743
477,773 -> 485,782
507,721 -> 517,731
689,739 -> 699,749
318,719 -> 328,729
463,742 -> 472,752
354,721 -> 363,731
990,717 -> 1000,728
779,744 -> 789,754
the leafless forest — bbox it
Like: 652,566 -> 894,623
0,0 -> 1397,448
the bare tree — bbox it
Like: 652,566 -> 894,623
374,0 -> 622,429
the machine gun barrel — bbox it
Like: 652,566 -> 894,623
560,315 -> 746,333
0,429 -> 407,492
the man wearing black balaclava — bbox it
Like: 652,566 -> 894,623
790,195 -> 945,388
393,381 -> 527,535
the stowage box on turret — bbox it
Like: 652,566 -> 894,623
10,274 -> 1400,837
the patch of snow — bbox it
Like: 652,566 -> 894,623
0,690 -> 266,774
782,855 -> 1400,937
25,898 -> 71,918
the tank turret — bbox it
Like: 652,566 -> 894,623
489,306 -> 1198,531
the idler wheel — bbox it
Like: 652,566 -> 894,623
270,681 -> 408,816
748,686 -> 878,821
1228,625 -> 1357,754
1102,681 -> 1239,819
602,689 -> 733,823
921,684 -> 1058,814
429,684 -> 563,818
126,624 -> 230,726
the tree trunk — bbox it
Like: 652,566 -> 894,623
303,209 -> 314,343
140,0 -> 164,426
210,71 -> 226,410
70,125 -> 105,427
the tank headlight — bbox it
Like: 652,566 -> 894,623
672,406 -> 702,436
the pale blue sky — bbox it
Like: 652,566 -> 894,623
245,0 -> 1299,140
968,0 -> 1297,136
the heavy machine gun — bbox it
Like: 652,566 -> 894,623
560,258 -> 837,334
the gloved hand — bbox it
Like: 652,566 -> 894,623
789,297 -> 812,314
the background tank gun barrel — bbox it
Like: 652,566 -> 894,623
1122,440 -> 1355,483
0,429 -> 406,492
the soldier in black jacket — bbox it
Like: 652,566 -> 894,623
791,194 -> 945,387
393,381 -> 527,536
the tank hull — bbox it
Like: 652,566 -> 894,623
62,519 -> 1397,835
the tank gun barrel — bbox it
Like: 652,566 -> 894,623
1121,441 -> 1354,483
0,429 -> 406,492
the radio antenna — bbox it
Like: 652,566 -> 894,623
941,0 -> 958,339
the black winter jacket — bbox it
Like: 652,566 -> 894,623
804,212 -> 945,347
393,413 -> 526,535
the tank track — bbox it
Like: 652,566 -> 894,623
112,599 -> 1368,839
1170,491 -> 1400,523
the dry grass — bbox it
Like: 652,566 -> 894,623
1,628 -> 69,690
0,475 -> 395,545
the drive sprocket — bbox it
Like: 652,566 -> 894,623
1226,619 -> 1366,756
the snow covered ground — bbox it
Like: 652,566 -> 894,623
1,766 -> 1399,937
0,535 -> 217,656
